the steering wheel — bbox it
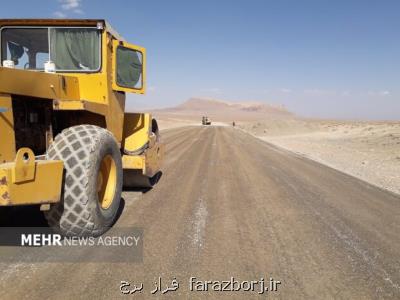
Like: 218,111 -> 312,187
24,62 -> 30,69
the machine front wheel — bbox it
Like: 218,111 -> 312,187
45,125 -> 122,237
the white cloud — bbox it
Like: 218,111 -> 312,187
367,90 -> 391,97
60,0 -> 81,10
54,0 -> 84,17
380,90 -> 390,96
280,88 -> 292,93
53,11 -> 67,18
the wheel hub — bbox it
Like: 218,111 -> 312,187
97,154 -> 117,210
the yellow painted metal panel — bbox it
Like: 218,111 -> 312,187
0,159 -> 64,206
0,94 -> 15,163
0,67 -> 80,100
12,148 -> 35,183
122,113 -> 150,154
122,155 -> 144,170
69,73 -> 108,104
122,142 -> 164,177
53,100 -> 108,116
122,113 -> 164,175
144,142 -> 164,177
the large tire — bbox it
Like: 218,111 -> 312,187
45,125 -> 122,237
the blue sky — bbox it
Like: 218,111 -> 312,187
1,0 -> 399,120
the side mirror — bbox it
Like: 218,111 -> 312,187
112,40 -> 146,94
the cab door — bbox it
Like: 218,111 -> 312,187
112,40 -> 146,94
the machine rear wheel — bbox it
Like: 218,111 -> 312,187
45,125 -> 122,237
123,170 -> 161,189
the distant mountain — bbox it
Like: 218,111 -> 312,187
175,98 -> 235,111
155,97 -> 294,121
152,98 -> 296,123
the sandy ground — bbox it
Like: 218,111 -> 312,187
154,97 -> 400,195
1,126 -> 400,299
156,117 -> 198,130
239,120 -> 400,195
155,115 -> 400,195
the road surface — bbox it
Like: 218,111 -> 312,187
0,126 -> 400,299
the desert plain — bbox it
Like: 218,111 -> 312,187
153,97 -> 400,195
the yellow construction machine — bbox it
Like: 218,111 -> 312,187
0,19 -> 164,236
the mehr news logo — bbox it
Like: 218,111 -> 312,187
20,233 -> 141,247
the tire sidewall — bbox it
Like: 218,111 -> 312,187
87,132 -> 122,229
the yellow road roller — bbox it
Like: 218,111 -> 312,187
0,19 -> 164,236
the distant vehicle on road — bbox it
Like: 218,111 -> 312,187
202,116 -> 211,125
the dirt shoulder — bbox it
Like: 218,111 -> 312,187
239,120 -> 400,195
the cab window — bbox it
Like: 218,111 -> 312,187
116,46 -> 143,89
